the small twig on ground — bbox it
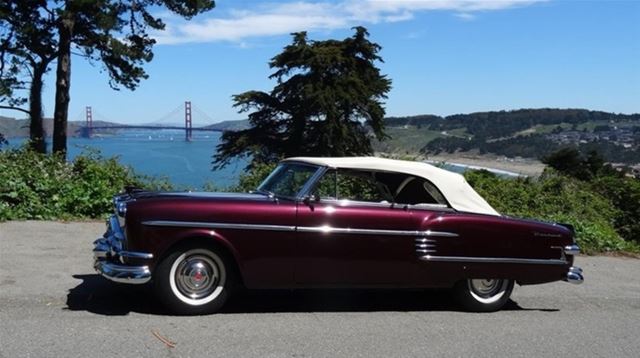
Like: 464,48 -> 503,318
151,329 -> 176,348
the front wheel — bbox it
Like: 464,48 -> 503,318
155,244 -> 235,315
453,278 -> 514,312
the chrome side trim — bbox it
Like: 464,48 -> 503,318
142,220 -> 297,232
142,220 -> 459,238
297,226 -> 412,236
119,251 -> 154,259
297,226 -> 458,237
419,255 -> 568,265
415,243 -> 436,249
422,230 -> 458,238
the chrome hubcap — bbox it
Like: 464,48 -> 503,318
469,279 -> 503,298
175,255 -> 219,300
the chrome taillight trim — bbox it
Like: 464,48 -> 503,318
564,244 -> 580,256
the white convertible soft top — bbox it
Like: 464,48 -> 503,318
285,156 -> 500,216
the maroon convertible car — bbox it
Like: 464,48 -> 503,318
93,157 -> 583,314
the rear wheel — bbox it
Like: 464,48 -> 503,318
453,278 -> 514,312
155,244 -> 235,315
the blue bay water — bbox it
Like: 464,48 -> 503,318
4,130 -> 518,190
7,130 -> 247,189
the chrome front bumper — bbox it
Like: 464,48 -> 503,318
93,215 -> 153,284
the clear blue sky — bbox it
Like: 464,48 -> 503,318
4,0 -> 639,124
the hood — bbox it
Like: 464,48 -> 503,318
118,190 -> 271,203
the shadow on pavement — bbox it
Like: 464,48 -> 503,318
66,274 -> 558,316
66,274 -> 165,315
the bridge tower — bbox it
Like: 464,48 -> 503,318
185,101 -> 193,142
85,106 -> 93,138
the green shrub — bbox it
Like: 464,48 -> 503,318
0,147 -> 171,220
465,169 -> 639,254
590,175 -> 640,244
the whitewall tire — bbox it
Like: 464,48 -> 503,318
453,278 -> 514,312
155,244 -> 235,315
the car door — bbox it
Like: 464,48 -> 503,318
294,169 -> 418,287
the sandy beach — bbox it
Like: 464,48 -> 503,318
425,153 -> 546,177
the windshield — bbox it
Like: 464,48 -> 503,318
256,163 -> 320,198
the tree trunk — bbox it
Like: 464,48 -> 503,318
28,63 -> 46,153
52,14 -> 74,158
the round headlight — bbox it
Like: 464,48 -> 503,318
117,201 -> 127,217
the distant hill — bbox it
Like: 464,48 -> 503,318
202,119 -> 250,131
378,108 -> 640,165
0,116 -> 249,138
0,116 -> 119,138
0,116 -> 29,137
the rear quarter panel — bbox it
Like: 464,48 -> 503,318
412,211 -> 575,286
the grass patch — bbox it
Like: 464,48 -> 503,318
374,127 -> 446,153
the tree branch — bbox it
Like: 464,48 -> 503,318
0,105 -> 31,116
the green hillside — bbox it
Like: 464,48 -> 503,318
377,109 -> 640,165
0,116 -> 91,138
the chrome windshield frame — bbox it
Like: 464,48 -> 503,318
256,162 -> 325,201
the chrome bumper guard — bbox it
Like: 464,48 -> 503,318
93,215 -> 153,284
566,266 -> 583,285
563,244 -> 583,285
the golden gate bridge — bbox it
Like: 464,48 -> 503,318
79,101 -> 226,141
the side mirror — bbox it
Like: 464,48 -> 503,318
303,194 -> 319,205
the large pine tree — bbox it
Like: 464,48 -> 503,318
214,27 -> 392,168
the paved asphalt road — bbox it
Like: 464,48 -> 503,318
1,221 -> 639,358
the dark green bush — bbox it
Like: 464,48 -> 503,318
590,175 -> 640,244
0,147 -> 171,220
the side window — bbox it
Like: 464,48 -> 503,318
393,176 -> 447,206
422,181 -> 447,205
312,169 -> 448,207
314,170 -> 337,200
337,170 -> 392,202
313,169 -> 392,202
